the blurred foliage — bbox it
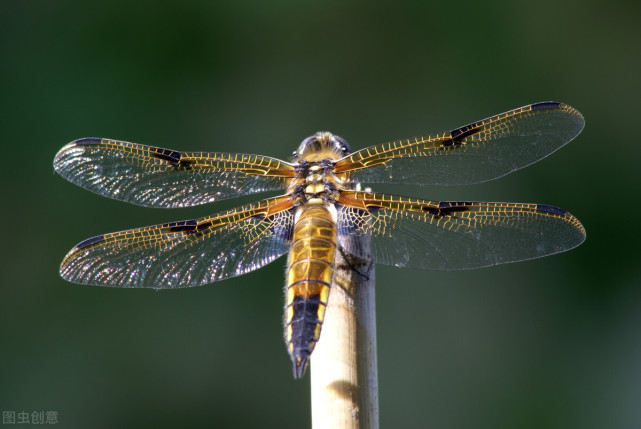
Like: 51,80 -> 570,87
1,0 -> 640,428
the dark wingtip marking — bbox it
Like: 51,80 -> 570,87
72,137 -> 103,146
536,204 -> 567,216
531,101 -> 562,111
75,234 -> 105,249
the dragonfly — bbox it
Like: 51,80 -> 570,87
54,101 -> 585,378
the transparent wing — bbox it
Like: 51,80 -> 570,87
335,102 -> 584,186
336,191 -> 585,270
60,195 -> 295,288
54,138 -> 296,208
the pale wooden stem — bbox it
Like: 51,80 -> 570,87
310,237 -> 378,429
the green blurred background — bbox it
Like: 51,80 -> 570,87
1,1 -> 640,428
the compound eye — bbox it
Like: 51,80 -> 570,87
296,136 -> 321,156
332,135 -> 351,155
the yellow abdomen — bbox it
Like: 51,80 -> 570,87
285,204 -> 336,378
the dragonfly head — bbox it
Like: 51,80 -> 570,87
292,132 -> 350,162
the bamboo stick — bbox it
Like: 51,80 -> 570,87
310,235 -> 378,429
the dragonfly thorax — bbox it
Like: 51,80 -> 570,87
289,132 -> 351,205
289,158 -> 344,205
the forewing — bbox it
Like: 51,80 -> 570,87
54,138 -> 296,208
337,191 -> 585,270
335,102 -> 584,186
60,196 -> 295,288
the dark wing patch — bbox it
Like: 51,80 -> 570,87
75,235 -> 105,249
531,101 -> 561,110
536,204 -> 567,216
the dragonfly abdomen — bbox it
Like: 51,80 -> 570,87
285,205 -> 336,378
